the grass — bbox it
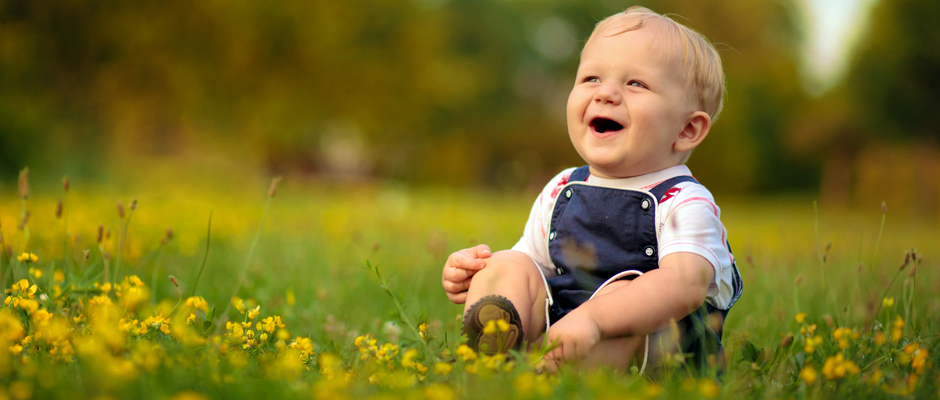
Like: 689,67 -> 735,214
0,170 -> 937,399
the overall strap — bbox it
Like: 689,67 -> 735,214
569,166 -> 591,182
648,175 -> 699,202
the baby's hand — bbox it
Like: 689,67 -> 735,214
543,310 -> 601,372
441,244 -> 491,304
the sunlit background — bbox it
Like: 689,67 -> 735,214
1,0 -> 938,217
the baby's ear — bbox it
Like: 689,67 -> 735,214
674,111 -> 711,153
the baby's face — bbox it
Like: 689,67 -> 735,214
567,24 -> 694,179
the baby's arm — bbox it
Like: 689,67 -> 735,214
545,252 -> 714,366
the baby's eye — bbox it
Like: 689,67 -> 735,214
584,76 -> 601,83
627,80 -> 648,89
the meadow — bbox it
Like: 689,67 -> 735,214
0,166 -> 937,400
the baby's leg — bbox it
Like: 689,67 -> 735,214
463,250 -> 547,347
578,280 -> 649,370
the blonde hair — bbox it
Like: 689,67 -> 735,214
586,6 -> 726,121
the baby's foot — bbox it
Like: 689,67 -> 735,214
462,295 -> 524,355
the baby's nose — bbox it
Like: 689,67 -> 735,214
593,84 -> 622,104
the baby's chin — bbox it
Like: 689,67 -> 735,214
583,158 -> 661,179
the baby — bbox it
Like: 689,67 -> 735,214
441,6 -> 742,372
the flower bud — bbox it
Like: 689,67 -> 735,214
169,275 -> 179,287
116,200 -> 125,219
63,177 -> 70,192
55,200 -> 63,219
97,224 -> 104,244
82,249 -> 90,260
268,176 -> 283,197
780,333 -> 794,348
103,251 -> 111,261
18,167 -> 29,199
130,199 -> 137,211
880,201 -> 887,214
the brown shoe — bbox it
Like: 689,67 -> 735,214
462,295 -> 524,355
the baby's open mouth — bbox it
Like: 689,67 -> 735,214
589,117 -> 624,133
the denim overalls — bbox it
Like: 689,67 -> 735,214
545,166 -> 743,369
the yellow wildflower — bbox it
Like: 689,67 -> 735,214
247,305 -> 260,320
892,316 -> 905,342
17,252 -> 38,263
483,320 -> 497,335
187,313 -> 196,325
800,323 -> 817,336
419,322 -> 428,339
804,335 -> 823,354
882,297 -> 894,308
698,379 -> 720,399
184,296 -> 208,312
795,313 -> 807,323
434,362 -> 453,376
821,353 -> 860,380
455,344 -> 477,362
874,332 -> 887,346
424,383 -> 455,400
911,348 -> 928,374
28,267 -> 42,279
231,297 -> 245,314
800,365 -> 817,384
53,269 -> 65,283
18,299 -> 39,313
496,319 -> 510,332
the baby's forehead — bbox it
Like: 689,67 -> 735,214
589,16 -> 685,61
584,17 -> 693,84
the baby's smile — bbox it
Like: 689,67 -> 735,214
589,117 -> 624,135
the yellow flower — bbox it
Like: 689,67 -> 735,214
419,322 -> 428,339
892,316 -> 905,342
401,348 -> 419,369
483,320 -> 497,335
911,348 -> 928,374
53,269 -> 65,283
232,297 -> 245,314
28,267 -> 42,279
424,383 -> 455,400
800,365 -> 817,384
882,297 -> 894,308
247,305 -> 260,320
496,319 -> 510,332
184,296 -> 208,312
795,313 -> 807,323
698,379 -> 720,399
434,362 -> 453,376
874,332 -> 887,345
17,252 -> 38,263
804,335 -> 823,354
187,313 -> 196,325
821,353 -> 860,380
18,299 -> 39,313
455,344 -> 477,362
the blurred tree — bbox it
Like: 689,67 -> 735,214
790,0 -> 940,214
0,0 -> 808,193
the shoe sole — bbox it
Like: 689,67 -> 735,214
462,295 -> 524,355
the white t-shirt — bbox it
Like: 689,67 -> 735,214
511,165 -> 737,310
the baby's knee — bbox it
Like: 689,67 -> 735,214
477,250 -> 538,277
470,250 -> 542,290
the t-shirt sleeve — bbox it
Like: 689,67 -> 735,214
511,168 -> 576,278
657,185 -> 736,309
